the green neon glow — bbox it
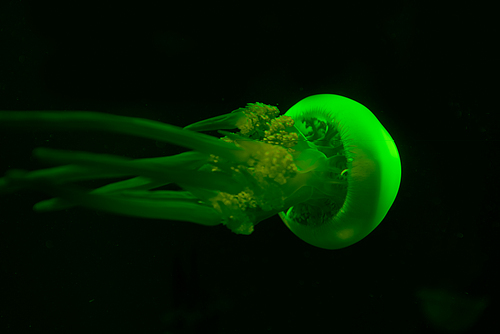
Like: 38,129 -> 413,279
0,95 -> 401,249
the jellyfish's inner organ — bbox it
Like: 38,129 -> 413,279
285,112 -> 348,228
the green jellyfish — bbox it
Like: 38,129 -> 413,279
0,94 -> 401,249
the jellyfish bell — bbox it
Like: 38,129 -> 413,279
279,94 -> 401,249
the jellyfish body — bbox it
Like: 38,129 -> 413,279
0,95 -> 401,249
279,95 -> 401,249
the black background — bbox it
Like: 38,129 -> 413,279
1,1 -> 497,333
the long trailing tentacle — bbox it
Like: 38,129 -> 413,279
32,176 -> 170,212
0,151 -> 210,193
32,148 -> 244,194
37,182 -> 222,225
3,167 -> 222,225
0,111 -> 242,160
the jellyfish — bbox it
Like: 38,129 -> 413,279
0,94 -> 401,249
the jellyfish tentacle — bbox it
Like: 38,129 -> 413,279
0,165 -> 124,195
3,168 -> 222,224
184,111 -> 246,131
33,176 -> 177,213
0,111 -> 241,160
33,147 -> 245,195
35,182 -> 222,225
